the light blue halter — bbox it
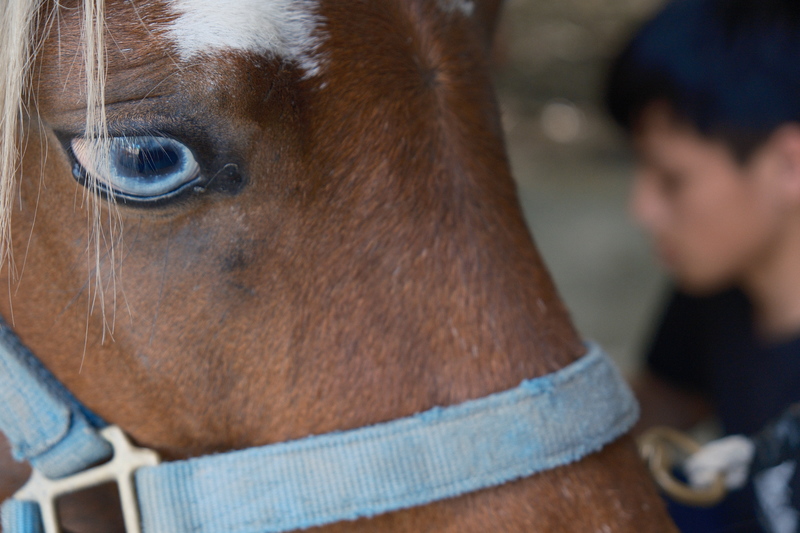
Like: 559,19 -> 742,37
0,316 -> 638,533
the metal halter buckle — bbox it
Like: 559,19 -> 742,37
12,425 -> 161,533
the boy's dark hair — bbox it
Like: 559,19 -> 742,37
605,0 -> 800,161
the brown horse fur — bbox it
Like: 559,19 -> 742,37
0,0 -> 676,531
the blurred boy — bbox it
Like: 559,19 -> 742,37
606,0 -> 800,530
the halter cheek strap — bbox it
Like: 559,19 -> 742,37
0,317 -> 638,533
0,322 -> 111,479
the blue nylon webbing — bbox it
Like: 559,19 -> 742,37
1,500 -> 41,533
0,318 -> 111,479
1,340 -> 638,533
134,343 -> 637,533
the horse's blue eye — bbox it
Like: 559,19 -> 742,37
70,136 -> 200,200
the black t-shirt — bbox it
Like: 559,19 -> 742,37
646,288 -> 800,532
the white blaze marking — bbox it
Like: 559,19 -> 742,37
166,0 -> 325,75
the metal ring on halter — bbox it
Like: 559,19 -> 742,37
638,426 -> 727,507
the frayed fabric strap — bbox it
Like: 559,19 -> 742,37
134,343 -> 637,533
0,318 -> 111,479
2,342 -> 638,533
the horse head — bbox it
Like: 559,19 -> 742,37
0,1 -> 674,530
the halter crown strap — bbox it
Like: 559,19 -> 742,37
0,332 -> 638,533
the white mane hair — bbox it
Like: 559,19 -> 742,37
0,0 -> 43,270
0,0 -> 119,332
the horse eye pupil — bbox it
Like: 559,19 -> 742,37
144,147 -> 178,173
118,144 -> 180,177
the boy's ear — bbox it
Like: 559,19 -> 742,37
770,124 -> 800,201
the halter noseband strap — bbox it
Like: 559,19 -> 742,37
0,319 -> 638,533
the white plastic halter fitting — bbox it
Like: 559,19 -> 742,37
13,425 -> 160,533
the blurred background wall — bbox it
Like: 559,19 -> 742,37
493,0 -> 668,374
